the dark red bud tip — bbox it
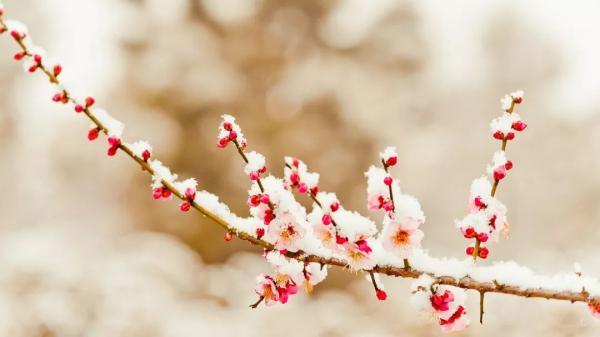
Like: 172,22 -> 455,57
504,161 -> 513,170
514,97 -> 523,104
224,232 -> 233,242
376,289 -> 387,301
465,246 -> 474,255
142,149 -> 151,162
53,64 -> 62,77
85,97 -> 95,108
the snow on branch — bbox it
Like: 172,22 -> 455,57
0,5 -> 598,333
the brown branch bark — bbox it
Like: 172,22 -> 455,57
0,16 -> 597,310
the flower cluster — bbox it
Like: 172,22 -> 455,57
457,91 -> 525,259
492,90 -> 527,141
283,157 -> 320,195
366,147 -> 425,261
217,114 -> 247,149
411,275 -> 470,333
2,8 -> 599,329
253,251 -> 327,306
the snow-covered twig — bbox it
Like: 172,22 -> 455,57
0,6 -> 598,333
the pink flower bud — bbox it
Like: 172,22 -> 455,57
463,227 -> 475,239
74,105 -> 84,113
256,228 -> 265,239
248,195 -> 261,207
184,187 -> 196,200
474,196 -> 486,209
33,54 -> 42,64
142,149 -> 151,162
53,65 -> 62,77
330,202 -> 340,212
223,122 -> 232,131
161,188 -> 172,199
289,172 -> 300,185
376,289 -> 387,301
249,171 -> 260,180
107,146 -> 118,156
297,183 -> 308,194
87,128 -> 99,141
228,131 -> 237,140
506,132 -> 515,140
386,156 -> 398,167
217,137 -> 229,148
260,194 -> 270,204
478,232 -> 489,243
224,232 -> 233,241
493,131 -> 504,140
355,240 -> 372,254
493,167 -> 506,181
465,246 -> 474,255
335,235 -> 348,245
512,121 -> 527,131
383,201 -> 394,212
504,160 -> 513,170
322,214 -> 332,225
384,176 -> 393,186
179,201 -> 191,212
152,187 -> 163,199
85,97 -> 95,108
479,247 -> 489,259
52,93 -> 62,102
10,30 -> 22,40
13,52 -> 25,60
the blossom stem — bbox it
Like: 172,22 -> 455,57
249,296 -> 264,309
231,139 -> 275,210
473,99 -> 517,262
382,159 -> 410,270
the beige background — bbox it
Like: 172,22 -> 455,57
0,0 -> 599,336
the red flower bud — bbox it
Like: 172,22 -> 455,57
85,97 -> 95,108
256,228 -> 265,239
142,149 -> 151,162
386,156 -> 398,167
504,160 -> 513,170
479,247 -> 489,259
493,131 -> 504,140
478,232 -> 489,243
223,122 -> 232,131
493,167 -> 506,181
33,54 -> 42,64
465,246 -> 474,255
330,202 -> 340,212
383,176 -> 393,186
512,121 -> 527,131
87,128 -> 99,141
179,201 -> 191,212
217,137 -> 229,148
13,52 -> 25,60
506,132 -> 515,140
228,131 -> 237,140
322,214 -> 332,225
224,232 -> 233,242
376,289 -> 387,301
53,64 -> 62,76
74,105 -> 84,113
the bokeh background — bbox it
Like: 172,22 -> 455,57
0,0 -> 599,336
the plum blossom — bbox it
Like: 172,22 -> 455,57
411,275 -> 470,333
381,215 -> 424,257
268,211 -> 306,252
284,156 -> 319,195
217,114 -> 247,149
127,140 -> 152,162
254,274 -> 280,306
244,151 -> 267,181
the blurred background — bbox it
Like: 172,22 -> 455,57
0,0 -> 599,336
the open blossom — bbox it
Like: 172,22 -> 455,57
268,211 -> 306,252
254,274 -> 280,306
343,239 -> 377,270
411,275 -> 470,333
381,215 -> 424,257
284,156 -> 319,195
217,114 -> 247,149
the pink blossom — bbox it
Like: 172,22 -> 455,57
269,212 -> 305,252
254,274 -> 279,306
381,216 -> 424,257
